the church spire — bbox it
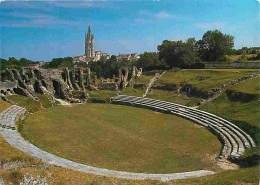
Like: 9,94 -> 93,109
88,25 -> 91,35
85,25 -> 95,58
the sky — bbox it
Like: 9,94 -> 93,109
0,0 -> 259,61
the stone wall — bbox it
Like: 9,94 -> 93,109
204,62 -> 260,69
0,67 -> 91,101
97,82 -> 118,90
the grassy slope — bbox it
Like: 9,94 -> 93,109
6,95 -> 42,113
21,103 -> 220,173
154,69 -> 258,91
122,69 -> 258,106
227,54 -> 259,61
176,166 -> 259,185
6,93 -> 53,113
229,77 -> 260,94
0,99 -> 11,113
200,93 -> 259,128
88,90 -> 118,103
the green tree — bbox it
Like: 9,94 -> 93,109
19,58 -> 34,67
108,55 -> 120,77
89,60 -> 105,78
136,52 -> 161,69
182,37 -> 201,64
44,57 -> 73,68
157,38 -> 201,68
0,58 -> 8,70
8,57 -> 19,65
0,57 -> 36,70
158,40 -> 186,67
58,60 -> 74,68
197,29 -> 234,62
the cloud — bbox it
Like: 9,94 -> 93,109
155,11 -> 171,19
134,18 -> 152,24
1,0 -> 106,10
0,14 -> 87,28
1,11 -> 52,19
0,10 -> 75,27
135,10 -> 175,24
48,1 -> 105,8
194,22 -> 225,29
0,8 -> 91,28
137,10 -> 152,16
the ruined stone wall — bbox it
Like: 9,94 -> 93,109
118,67 -> 129,88
0,67 -> 91,100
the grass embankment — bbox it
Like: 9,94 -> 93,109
227,54 -> 260,62
176,166 -> 259,185
155,69 -> 257,91
88,90 -> 118,103
122,69 -> 258,106
229,77 -> 260,95
6,93 -> 53,113
0,99 -> 12,112
21,103 -> 220,173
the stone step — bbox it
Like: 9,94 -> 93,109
182,105 -> 255,148
210,124 -> 240,158
208,125 -> 232,158
0,105 -> 27,130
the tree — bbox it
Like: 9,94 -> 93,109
0,58 -> 8,70
136,52 -> 161,69
157,38 -> 201,68
182,37 -> 201,64
19,58 -> 34,67
0,57 -> 36,70
197,30 -> 234,62
108,55 -> 120,77
44,57 -> 73,68
158,40 -> 186,67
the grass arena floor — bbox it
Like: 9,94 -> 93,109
20,103 -> 221,174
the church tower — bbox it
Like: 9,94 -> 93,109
85,25 -> 95,58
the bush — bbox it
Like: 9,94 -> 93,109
255,52 -> 260,60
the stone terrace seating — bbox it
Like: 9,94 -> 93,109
111,95 -> 256,160
0,105 -> 27,129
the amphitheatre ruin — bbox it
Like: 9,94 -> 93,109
0,62 -> 259,184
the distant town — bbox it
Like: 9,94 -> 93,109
73,25 -> 140,64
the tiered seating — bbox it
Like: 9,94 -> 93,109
0,105 -> 27,129
111,95 -> 255,160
